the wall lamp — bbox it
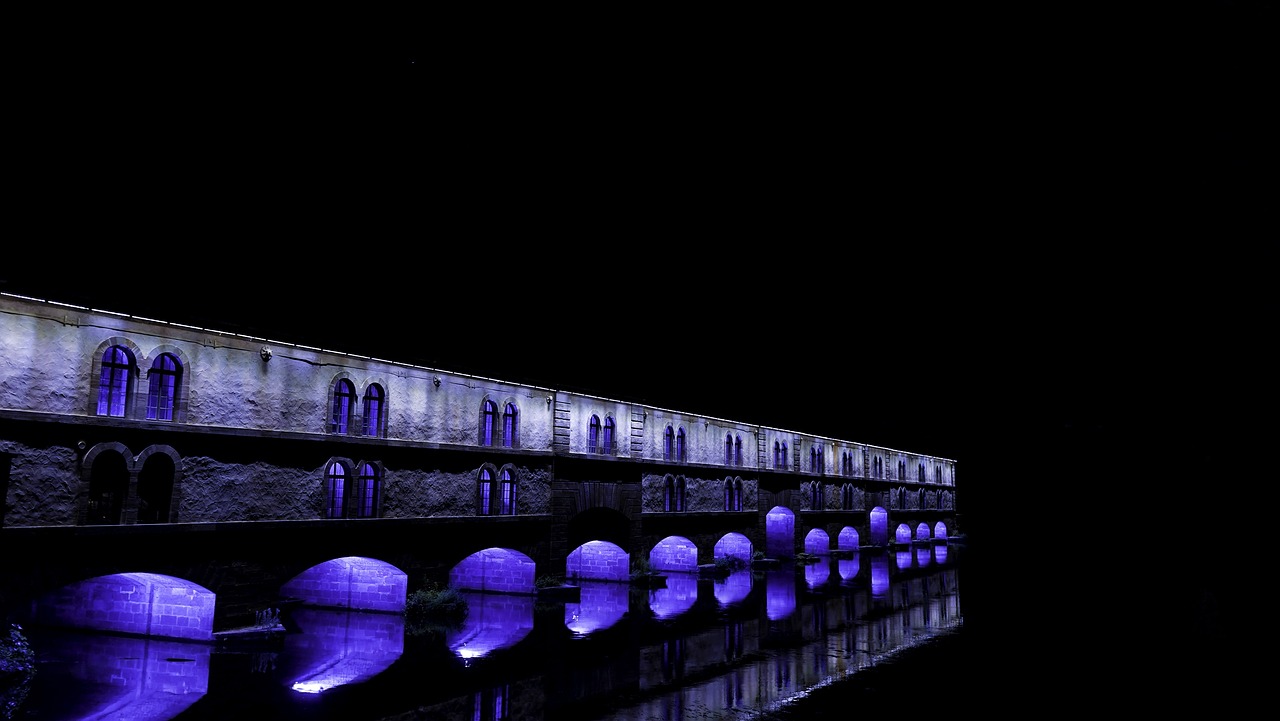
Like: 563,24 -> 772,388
260,347 -> 272,362
433,376 -> 441,388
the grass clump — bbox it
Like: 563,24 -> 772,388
404,581 -> 469,636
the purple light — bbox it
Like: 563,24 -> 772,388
837,526 -> 860,552
804,559 -> 830,590
933,521 -> 949,541
282,556 -> 408,612
915,522 -> 931,541
894,524 -> 912,544
33,572 -> 215,640
935,545 -> 949,564
895,550 -> 913,570
870,555 -> 890,597
649,536 -> 699,573
566,540 -> 629,582
765,569 -> 795,620
23,631 -> 209,718
648,572 -> 699,619
803,528 -> 830,555
450,548 -> 536,594
284,607 -> 404,693
446,592 -> 534,659
566,579 -> 629,636
713,569 -> 753,608
838,554 -> 861,582
916,546 -> 931,567
869,507 -> 889,546
765,506 -> 795,559
713,532 -> 754,564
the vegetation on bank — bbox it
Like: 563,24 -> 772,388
1,623 -> 36,719
404,581 -> 469,637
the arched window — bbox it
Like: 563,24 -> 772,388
725,433 -> 733,465
664,426 -> 675,461
330,379 -> 355,434
362,384 -> 384,437
481,400 -> 497,447
676,427 -> 686,462
724,478 -> 742,511
499,468 -> 516,515
811,480 -> 824,510
734,435 -> 742,466
898,460 -> 906,480
137,453 -> 175,523
86,449 -> 128,525
589,415 -> 601,453
773,441 -> 782,468
478,468 -> 493,515
96,345 -> 135,417
664,475 -> 685,512
842,483 -> 855,510
356,463 -> 379,518
810,447 -> 818,472
326,462 -> 346,518
603,416 -> 615,454
146,353 -> 181,421
781,442 -> 789,469
503,402 -> 517,448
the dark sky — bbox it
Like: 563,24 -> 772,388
8,3 -> 1272,528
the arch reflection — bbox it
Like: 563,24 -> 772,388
649,573 -> 699,619
446,592 -> 534,661
566,579 -> 629,636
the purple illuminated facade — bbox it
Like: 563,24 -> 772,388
0,293 -> 959,637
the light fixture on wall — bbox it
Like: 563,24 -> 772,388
260,347 -> 272,362
546,395 -> 552,408
433,376 -> 441,388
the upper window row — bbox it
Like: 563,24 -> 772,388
93,346 -> 948,480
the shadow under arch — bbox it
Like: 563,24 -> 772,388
450,547 -> 537,594
869,506 -> 890,546
32,572 -> 215,641
281,556 -> 408,612
567,506 -> 632,553
765,506 -> 795,559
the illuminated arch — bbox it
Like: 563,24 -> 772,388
566,540 -> 629,582
837,526 -> 860,551
713,532 -> 753,564
803,527 -> 830,555
282,556 -> 408,611
33,572 -> 215,640
649,535 -> 699,573
450,548 -> 536,594
765,506 -> 795,558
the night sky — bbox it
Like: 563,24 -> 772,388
8,2 -> 1272,536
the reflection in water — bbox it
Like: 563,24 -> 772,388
21,630 -> 208,720
285,607 -> 404,693
896,550 -> 914,570
871,554 -> 891,597
649,573 -> 699,620
713,570 -> 752,608
766,569 -> 796,620
805,559 -> 830,590
16,548 -> 963,721
567,580 -> 629,636
447,592 -> 535,661
838,554 -> 861,583
917,546 -> 932,567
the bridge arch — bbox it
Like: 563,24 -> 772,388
566,540 -> 630,582
915,522 -> 932,542
281,556 -> 409,611
869,506 -> 890,546
933,521 -> 949,541
450,548 -> 536,594
649,535 -> 699,573
712,532 -> 753,564
803,528 -> 831,555
32,572 -> 215,640
765,506 -> 795,558
837,526 -> 860,551
894,523 -> 913,544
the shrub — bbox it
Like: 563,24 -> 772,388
404,581 -> 469,636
